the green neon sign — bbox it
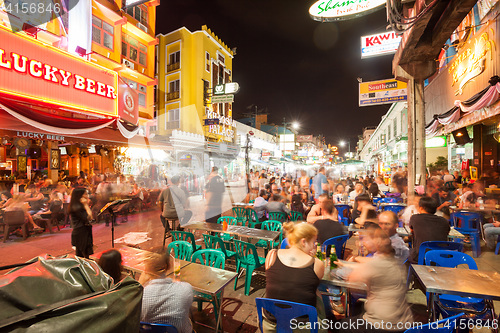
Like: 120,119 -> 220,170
309,0 -> 386,22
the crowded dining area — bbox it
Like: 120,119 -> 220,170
1,166 -> 500,332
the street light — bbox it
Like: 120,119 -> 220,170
340,140 -> 351,158
292,122 -> 300,130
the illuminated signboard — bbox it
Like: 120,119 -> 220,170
309,0 -> 386,22
361,31 -> 402,58
359,79 -> 407,106
213,82 -> 240,95
448,31 -> 493,95
426,136 -> 447,148
0,26 -> 118,117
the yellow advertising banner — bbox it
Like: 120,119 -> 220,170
359,79 -> 407,106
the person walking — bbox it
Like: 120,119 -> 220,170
205,166 -> 225,223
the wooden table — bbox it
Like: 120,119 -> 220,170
168,262 -> 237,332
410,264 -> 500,321
184,222 -> 280,242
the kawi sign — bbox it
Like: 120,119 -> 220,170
309,0 -> 386,21
448,31 -> 494,95
0,26 -> 118,117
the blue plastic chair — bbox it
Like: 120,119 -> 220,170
382,204 -> 406,215
335,204 -> 350,226
495,235 -> 500,255
450,211 -> 482,257
280,237 -> 289,249
233,239 -> 266,295
403,313 -> 464,333
167,240 -> 193,261
372,197 -> 383,204
380,197 -> 401,204
171,231 -> 202,252
424,250 -> 493,321
139,322 -> 178,333
268,211 -> 287,222
417,241 -> 464,265
321,234 -> 349,259
202,234 -> 236,261
255,298 -> 319,333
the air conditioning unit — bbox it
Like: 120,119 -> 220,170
137,22 -> 147,33
122,59 -> 135,70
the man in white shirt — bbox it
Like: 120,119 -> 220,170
375,177 -> 389,193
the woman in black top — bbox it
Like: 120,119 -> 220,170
70,188 -> 94,258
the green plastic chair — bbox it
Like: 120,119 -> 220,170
268,211 -> 287,222
191,249 -> 226,330
233,239 -> 266,296
255,220 -> 283,256
232,207 -> 247,225
217,216 -> 238,242
171,231 -> 202,252
289,211 -> 304,221
167,240 -> 193,261
202,234 -> 237,261
245,208 -> 261,228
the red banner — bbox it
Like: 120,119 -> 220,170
0,26 -> 117,117
118,79 -> 139,125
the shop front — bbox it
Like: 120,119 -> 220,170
0,25 -> 164,186
424,3 -> 500,177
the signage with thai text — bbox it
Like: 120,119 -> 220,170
359,79 -> 407,106
361,31 -> 402,58
309,0 -> 386,22
0,26 -> 118,117
297,135 -> 314,143
448,31 -> 493,95
211,94 -> 234,103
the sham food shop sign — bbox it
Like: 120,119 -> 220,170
309,0 -> 386,21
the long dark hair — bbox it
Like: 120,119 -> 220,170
98,249 -> 123,283
69,188 -> 87,213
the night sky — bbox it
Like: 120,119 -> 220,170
156,0 -> 394,151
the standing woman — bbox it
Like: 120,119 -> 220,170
70,188 -> 94,258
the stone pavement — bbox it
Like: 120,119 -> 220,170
1,204 -> 500,332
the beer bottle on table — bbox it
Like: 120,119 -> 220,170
330,245 -> 338,269
316,243 -> 323,260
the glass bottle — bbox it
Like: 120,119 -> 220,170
316,243 -> 323,260
330,245 -> 338,269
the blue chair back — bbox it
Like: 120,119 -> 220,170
372,197 -> 383,204
334,204 -> 350,226
255,298 -> 318,333
417,241 -> 464,265
140,322 -> 178,333
167,240 -> 193,261
424,250 -> 478,269
403,313 -> 464,333
380,197 -> 400,204
191,249 -> 226,269
280,237 -> 289,249
450,211 -> 482,229
382,204 -> 406,214
321,234 -> 349,259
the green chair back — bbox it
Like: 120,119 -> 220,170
268,211 -> 287,222
289,211 -> 303,221
191,249 -> 226,269
217,216 -> 238,226
167,240 -> 193,261
171,231 -> 201,252
232,207 -> 247,224
233,239 -> 265,295
245,208 -> 260,228
202,234 -> 236,260
261,220 -> 283,241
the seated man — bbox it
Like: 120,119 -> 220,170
158,176 -> 192,232
250,190 -> 269,223
24,185 -> 45,215
409,196 -> 450,263
140,253 -> 193,333
377,211 -> 409,262
306,193 -> 329,224
314,200 -> 347,255
351,194 -> 377,226
264,193 -> 290,216
484,219 -> 500,251
431,186 -> 456,218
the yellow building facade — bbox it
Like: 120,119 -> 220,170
156,25 -> 235,143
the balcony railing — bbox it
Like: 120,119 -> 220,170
167,91 -> 179,101
167,62 -> 180,72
